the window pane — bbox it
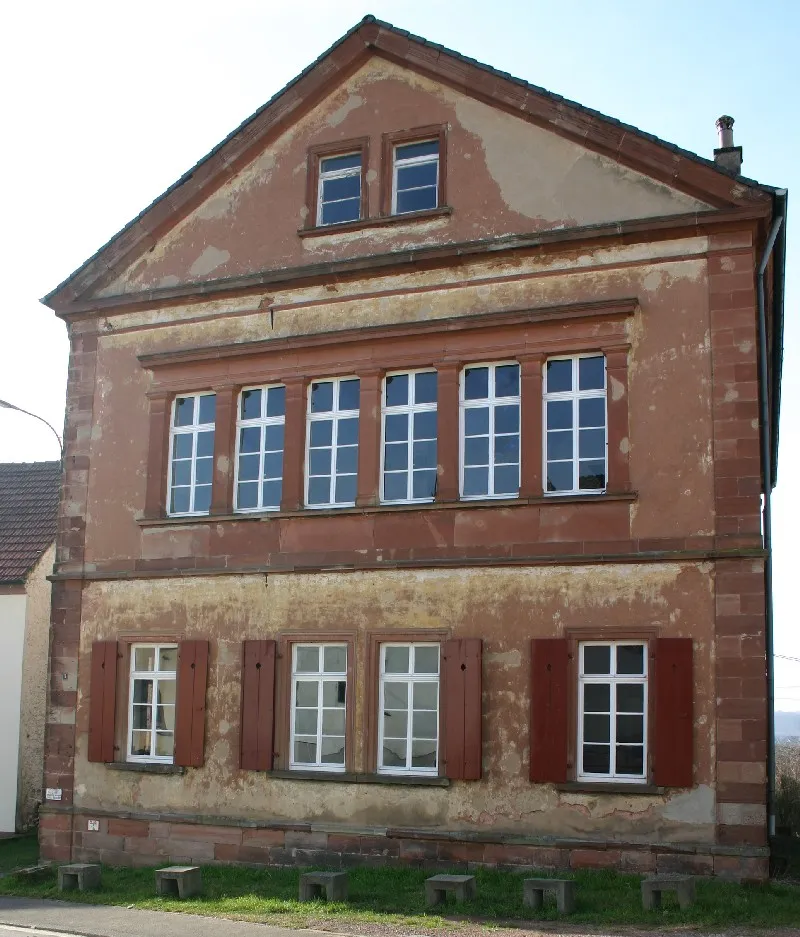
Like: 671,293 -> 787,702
617,644 -> 645,675
240,426 -> 261,453
547,400 -> 573,430
198,395 -> 216,424
463,467 -> 489,497
309,448 -> 332,476
546,463 -> 572,493
131,704 -> 150,730
155,734 -> 174,757
413,441 -> 436,469
334,475 -> 356,504
414,645 -> 439,674
170,487 -> 190,514
321,737 -> 345,764
294,738 -> 316,764
238,454 -> 259,482
339,379 -> 360,411
397,162 -> 438,189
413,710 -> 437,739
583,744 -> 610,774
384,682 -> 408,708
173,434 -> 192,459
174,397 -> 195,427
295,681 -> 317,706
579,397 -> 605,427
384,472 -> 408,501
495,364 -> 519,397
296,646 -> 319,673
321,152 -> 362,173
310,420 -> 332,447
323,174 -> 360,201
617,714 -> 644,744
465,436 -> 489,466
322,680 -> 347,706
385,413 -> 408,443
382,739 -> 407,767
414,411 -> 437,439
323,645 -> 346,673
396,187 -> 438,214
311,382 -> 334,413
266,386 -> 286,418
156,703 -> 174,731
385,374 -> 409,407
263,452 -> 282,479
295,709 -> 318,735
396,140 -> 439,160
321,198 -> 360,225
464,407 -> 489,436
411,739 -> 437,769
579,355 -> 605,391
384,646 -> 410,674
616,745 -> 644,775
134,648 -> 155,672
617,683 -> 644,713
584,713 -> 610,743
464,367 -> 489,400
383,709 -> 408,739
192,485 -> 211,513
414,682 -> 438,710
579,461 -> 606,490
579,428 -> 605,460
241,389 -> 262,420
495,405 -> 519,434
412,470 -> 437,500
131,731 -> 150,756
494,464 -> 519,495
159,648 -> 177,672
584,683 -> 611,712
264,424 -> 284,451
384,442 -> 408,471
546,359 -> 572,393
584,645 -> 611,675
415,371 -> 437,404
337,418 -> 359,445
262,480 -> 281,508
335,445 -> 358,475
172,461 -> 191,486
237,482 -> 258,509
548,431 -> 573,461
195,458 -> 213,485
196,431 -> 215,457
495,435 -> 519,464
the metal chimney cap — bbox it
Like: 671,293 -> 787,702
716,115 -> 735,131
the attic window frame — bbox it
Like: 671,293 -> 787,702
381,125 -> 447,217
305,138 -> 370,231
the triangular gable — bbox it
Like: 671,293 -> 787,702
44,15 -> 773,314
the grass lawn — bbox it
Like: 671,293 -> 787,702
0,858 -> 799,932
0,834 -> 39,874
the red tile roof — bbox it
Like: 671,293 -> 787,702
0,462 -> 61,584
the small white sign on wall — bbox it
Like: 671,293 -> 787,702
87,819 -> 99,831
45,788 -> 62,801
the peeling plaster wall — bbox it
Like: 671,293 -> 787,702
97,57 -> 711,298
75,563 -> 716,844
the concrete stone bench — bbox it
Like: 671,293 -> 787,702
523,877 -> 575,913
299,871 -> 348,902
641,874 -> 695,910
425,874 -> 476,906
155,865 -> 203,899
57,863 -> 101,892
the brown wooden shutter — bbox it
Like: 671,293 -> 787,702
653,637 -> 693,787
240,640 -> 276,771
174,640 -> 209,767
442,638 -> 482,780
530,638 -> 569,783
88,640 -> 118,763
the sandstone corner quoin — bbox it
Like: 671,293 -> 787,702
39,15 -> 787,881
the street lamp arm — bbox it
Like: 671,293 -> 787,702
0,399 -> 64,458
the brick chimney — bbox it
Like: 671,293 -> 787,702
714,115 -> 743,174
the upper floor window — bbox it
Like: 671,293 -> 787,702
168,393 -> 216,516
544,355 -> 606,495
381,370 -> 438,504
578,641 -> 647,783
392,140 -> 439,215
128,644 -> 177,764
235,384 -> 285,512
291,643 -> 347,771
317,153 -> 363,226
306,377 -> 360,508
460,363 -> 520,500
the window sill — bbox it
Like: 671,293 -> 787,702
267,769 -> 449,787
107,761 -> 186,775
557,781 -> 663,795
298,206 -> 453,238
137,491 -> 637,526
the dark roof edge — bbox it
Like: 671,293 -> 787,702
770,189 -> 787,488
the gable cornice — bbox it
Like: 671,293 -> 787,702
42,15 -> 774,314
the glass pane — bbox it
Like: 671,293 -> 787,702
579,397 -> 605,427
584,645 -> 611,675
323,174 -> 360,201
321,737 -> 345,764
196,431 -> 214,457
396,140 -> 439,160
617,644 -> 645,675
546,462 -> 573,493
294,738 -> 316,764
579,428 -> 605,459
411,739 -> 437,769
547,400 -> 573,430
241,388 -> 262,420
173,434 -> 192,459
414,645 -> 439,674
583,683 -> 611,712
307,477 -> 330,505
337,418 -> 359,445
414,682 -> 438,710
412,440 -> 436,469
295,680 -> 317,706
617,683 -> 644,713
262,480 -> 281,508
583,743 -> 610,774
464,407 -> 489,436
494,464 -> 519,495
157,680 -> 176,705
264,424 -> 284,451
130,730 -> 150,756
464,436 -> 490,466
382,738 -> 406,767
385,373 -> 409,408
495,364 -> 519,397
548,431 -> 573,461
339,379 -> 360,411
174,397 -> 195,427
579,460 -> 606,490
463,467 -> 489,497
579,355 -> 605,391
414,410 -> 437,440
464,367 -> 489,400
237,482 -> 258,509
155,704 -> 174,731
295,709 -> 318,735
383,472 -> 408,501
310,420 -> 333,447
198,395 -> 216,424
172,461 -> 191,486
495,404 -> 519,434
238,454 -> 259,482
131,704 -> 151,730
397,162 -> 438,189
322,680 -> 347,706
617,714 -> 644,744
383,709 -> 408,739
583,713 -> 610,743
158,648 -> 177,672
194,484 -> 212,515
321,152 -> 362,173
384,682 -> 408,708
616,745 -> 644,776
134,648 -> 155,672
384,443 -> 408,472
412,470 -> 437,500
263,452 -> 282,479
240,426 -> 261,454
195,457 -> 213,485
266,386 -> 286,418
395,187 -> 437,215
323,645 -> 347,673
335,446 -> 358,475
495,434 -> 519,464
320,192 -> 359,223
322,709 -> 346,735
311,382 -> 334,413
385,413 -> 408,443
296,646 -> 320,673
155,733 -> 174,757
415,371 -> 437,404
334,475 -> 356,504
170,487 -> 190,514
546,359 -> 572,393
309,448 -> 332,476
413,710 -> 438,739
384,646 -> 410,674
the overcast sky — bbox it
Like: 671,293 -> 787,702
1,0 -> 797,706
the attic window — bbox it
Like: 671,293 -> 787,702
306,138 -> 369,231
393,140 -> 439,214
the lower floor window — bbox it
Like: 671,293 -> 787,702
578,641 -> 647,782
128,644 -> 177,762
378,643 -> 439,775
291,643 -> 347,770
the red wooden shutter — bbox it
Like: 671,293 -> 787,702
174,640 -> 209,767
240,640 -> 276,771
653,637 -> 693,787
530,638 -> 569,783
442,639 -> 482,780
88,640 -> 118,763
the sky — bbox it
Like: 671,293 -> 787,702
1,0 -> 798,707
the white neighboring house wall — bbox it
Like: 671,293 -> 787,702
0,590 -> 27,832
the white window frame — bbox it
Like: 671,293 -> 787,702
459,360 -> 521,500
305,376 -> 360,509
378,642 -> 440,777
316,152 -> 362,227
391,140 -> 439,215
380,369 -> 438,505
166,392 -> 216,517
543,354 -> 607,496
234,383 -> 285,513
577,640 -> 648,783
290,643 -> 348,773
127,643 -> 178,765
